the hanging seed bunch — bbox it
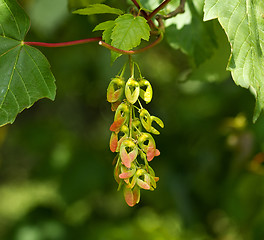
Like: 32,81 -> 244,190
107,60 -> 164,207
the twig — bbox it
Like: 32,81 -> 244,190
130,0 -> 156,29
161,0 -> 186,20
24,37 -> 102,47
131,0 -> 140,9
99,33 -> 163,55
147,0 -> 172,20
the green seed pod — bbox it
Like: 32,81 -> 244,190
150,116 -> 164,135
110,102 -> 129,132
139,79 -> 153,104
145,165 -> 159,189
116,125 -> 129,152
139,109 -> 152,132
114,156 -> 121,184
107,77 -> 125,103
125,78 -> 140,104
119,163 -> 136,181
139,109 -> 164,135
138,133 -> 160,161
129,169 -> 152,190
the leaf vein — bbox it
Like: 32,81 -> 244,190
242,48 -> 250,83
9,89 -> 20,110
15,68 -> 32,104
23,47 -> 52,96
0,42 -> 20,58
0,45 -> 22,111
207,0 -> 220,17
0,107 -> 9,121
116,20 -> 136,49
227,1 -> 241,34
3,0 -> 21,39
234,32 -> 250,62
0,24 -> 6,37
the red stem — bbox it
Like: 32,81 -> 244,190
99,33 -> 163,55
131,0 -> 140,9
148,0 -> 171,20
24,37 -> 102,48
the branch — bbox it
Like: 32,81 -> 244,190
148,0 -> 171,20
24,37 -> 102,48
131,0 -> 140,9
130,0 -> 156,29
161,0 -> 186,20
99,33 -> 163,55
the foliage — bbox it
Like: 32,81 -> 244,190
0,0 -> 56,126
1,0 -> 264,239
93,14 -> 151,61
165,0 -> 217,65
204,0 -> 264,122
1,0 -> 264,125
109,14 -> 150,61
73,3 -> 123,15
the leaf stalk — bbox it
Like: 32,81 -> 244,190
24,37 -> 102,48
99,33 -> 163,55
160,0 -> 186,20
147,0 -> 172,20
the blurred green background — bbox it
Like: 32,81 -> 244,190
1,0 -> 264,239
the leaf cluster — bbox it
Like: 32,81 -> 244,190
73,3 -> 151,62
1,0 -> 264,126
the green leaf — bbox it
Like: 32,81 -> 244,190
188,20 -> 231,82
0,0 -> 56,126
68,0 -> 105,10
204,0 -> 264,122
0,0 -> 29,40
93,20 -> 115,44
111,14 -> 151,62
165,0 -> 216,65
73,3 -> 123,15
